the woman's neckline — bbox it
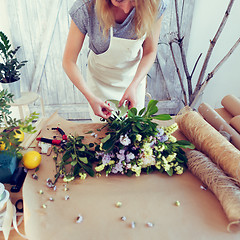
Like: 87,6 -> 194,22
112,6 -> 134,24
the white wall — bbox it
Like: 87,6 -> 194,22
187,0 -> 240,108
0,0 -> 11,40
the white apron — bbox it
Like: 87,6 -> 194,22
87,27 -> 146,122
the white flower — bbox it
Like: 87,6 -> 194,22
141,155 -> 156,168
120,134 -> 131,146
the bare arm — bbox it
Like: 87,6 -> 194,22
119,15 -> 164,108
62,20 -> 113,119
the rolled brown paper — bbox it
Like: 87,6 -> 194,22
221,95 -> 240,117
175,107 -> 240,186
198,102 -> 240,151
230,115 -> 240,134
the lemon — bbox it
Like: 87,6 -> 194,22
0,140 -> 7,151
13,129 -> 24,143
22,151 -> 41,169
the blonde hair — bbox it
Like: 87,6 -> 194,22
94,0 -> 160,38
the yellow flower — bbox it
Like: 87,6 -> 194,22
143,143 -> 153,156
155,161 -> 161,170
131,165 -> 141,177
109,160 -> 115,165
79,172 -> 87,180
95,164 -> 105,172
136,134 -> 142,142
164,123 -> 178,135
63,176 -> 75,182
175,166 -> 184,175
166,153 -> 177,162
168,135 -> 177,143
100,143 -> 103,151
163,163 -> 170,171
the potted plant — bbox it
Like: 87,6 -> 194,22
0,89 -> 38,183
0,31 -> 27,99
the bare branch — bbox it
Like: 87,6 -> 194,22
169,42 -> 188,106
190,53 -> 202,79
190,37 -> 240,107
174,0 -> 192,99
193,0 -> 236,96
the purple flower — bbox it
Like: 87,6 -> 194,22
126,152 -> 135,162
158,135 -> 168,143
116,149 -> 125,162
156,128 -> 164,138
120,134 -> 131,146
111,162 -> 124,174
102,153 -> 112,165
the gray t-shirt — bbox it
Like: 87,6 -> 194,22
69,0 -> 167,54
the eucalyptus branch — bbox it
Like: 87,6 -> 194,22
193,0 -> 236,96
169,42 -> 188,106
190,37 -> 240,107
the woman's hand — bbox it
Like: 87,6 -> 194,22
88,97 -> 113,119
119,85 -> 137,109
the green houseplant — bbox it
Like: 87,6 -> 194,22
0,89 -> 38,183
0,31 -> 27,99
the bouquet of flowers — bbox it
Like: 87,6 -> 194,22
94,100 -> 195,177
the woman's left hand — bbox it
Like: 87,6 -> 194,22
119,86 -> 137,109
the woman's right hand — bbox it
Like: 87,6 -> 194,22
88,97 -> 113,119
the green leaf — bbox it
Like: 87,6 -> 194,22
152,114 -> 172,120
79,157 -> 88,164
148,105 -> 158,116
85,130 -> 93,134
107,99 -> 128,117
101,134 -> 111,143
71,161 -> 78,166
80,163 -> 95,177
138,107 -> 145,116
62,151 -> 71,161
166,168 -> 173,176
79,146 -> 86,151
128,108 -> 137,118
174,140 -> 195,149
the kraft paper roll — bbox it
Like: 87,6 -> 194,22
175,107 -> 240,186
230,115 -> 240,134
221,95 -> 240,117
186,150 -> 240,232
198,103 -> 240,151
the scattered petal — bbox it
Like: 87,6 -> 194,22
200,185 -> 207,191
76,214 -> 83,223
32,173 -> 38,180
39,189 -> 44,194
65,195 -> 70,201
146,222 -> 154,228
49,197 -> 54,201
175,200 -> 180,206
115,201 -> 122,208
131,221 -> 136,229
121,216 -> 127,221
42,204 -> 47,209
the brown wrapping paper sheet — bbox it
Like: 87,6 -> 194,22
198,103 -> 240,151
221,95 -> 240,116
22,114 -> 240,240
230,115 -> 240,134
